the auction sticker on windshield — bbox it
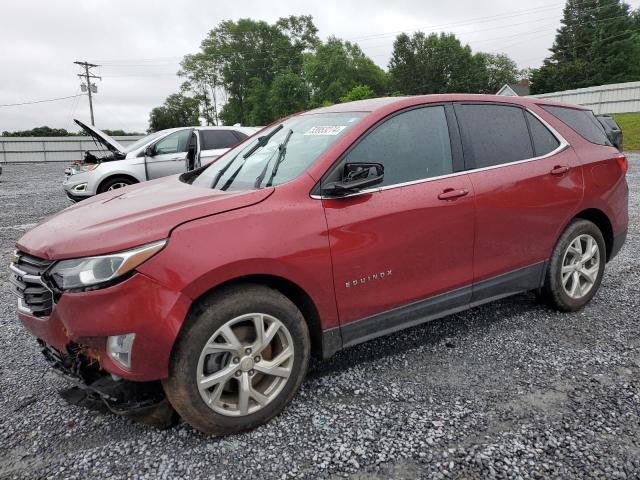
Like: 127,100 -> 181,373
304,126 -> 347,136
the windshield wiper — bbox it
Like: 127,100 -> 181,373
243,124 -> 283,159
254,129 -> 293,188
210,149 -> 242,189
210,124 -> 284,190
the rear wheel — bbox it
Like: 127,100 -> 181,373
98,176 -> 136,193
541,219 -> 606,311
163,284 -> 310,435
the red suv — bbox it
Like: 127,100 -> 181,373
11,95 -> 628,435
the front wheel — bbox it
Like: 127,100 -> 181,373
98,176 -> 135,193
163,284 -> 310,435
541,219 -> 606,312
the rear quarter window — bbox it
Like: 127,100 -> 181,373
525,112 -> 560,157
541,106 -> 611,146
201,130 -> 242,150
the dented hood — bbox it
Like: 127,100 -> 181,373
74,119 -> 126,157
17,176 -> 274,260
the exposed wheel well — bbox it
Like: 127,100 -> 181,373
191,275 -> 324,359
97,174 -> 139,193
573,208 -> 613,260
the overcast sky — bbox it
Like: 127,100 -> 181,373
1,0 -> 638,133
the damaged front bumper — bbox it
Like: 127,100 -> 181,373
63,170 -> 95,201
16,271 -> 191,381
40,340 -> 178,428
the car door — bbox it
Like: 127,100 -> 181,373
320,105 -> 475,340
199,129 -> 246,166
453,103 -> 583,301
145,129 -> 192,179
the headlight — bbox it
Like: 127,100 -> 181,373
48,240 -> 166,290
69,164 -> 98,175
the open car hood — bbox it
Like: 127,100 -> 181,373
74,119 -> 126,157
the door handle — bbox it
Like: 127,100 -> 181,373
438,188 -> 469,200
550,165 -> 570,175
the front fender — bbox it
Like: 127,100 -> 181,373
95,160 -> 147,186
137,186 -> 340,330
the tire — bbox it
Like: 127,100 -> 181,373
541,219 -> 606,312
163,284 -> 310,436
98,176 -> 135,193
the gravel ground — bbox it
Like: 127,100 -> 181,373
0,157 -> 638,480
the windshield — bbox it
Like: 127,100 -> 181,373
124,131 -> 165,153
191,112 -> 364,191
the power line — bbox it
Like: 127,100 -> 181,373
512,28 -> 640,65
99,12 -> 636,78
65,86 -> 83,131
89,0 -> 627,71
91,4 -> 571,66
0,94 -> 84,107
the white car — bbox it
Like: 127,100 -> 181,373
63,120 -> 259,201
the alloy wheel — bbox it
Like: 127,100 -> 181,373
107,182 -> 129,190
561,234 -> 600,299
196,313 -> 294,417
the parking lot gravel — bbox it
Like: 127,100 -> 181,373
0,156 -> 638,479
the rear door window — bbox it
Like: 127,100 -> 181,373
232,131 -> 249,142
342,105 -> 453,187
525,112 -> 560,157
455,104 -> 534,169
541,106 -> 611,146
201,130 -> 242,150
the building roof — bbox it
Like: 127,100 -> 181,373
497,83 -> 531,97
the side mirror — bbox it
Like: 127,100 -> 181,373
322,162 -> 384,197
144,145 -> 154,157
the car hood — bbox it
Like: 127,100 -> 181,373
74,119 -> 126,156
17,176 -> 274,260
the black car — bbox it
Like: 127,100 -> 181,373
597,114 -> 623,151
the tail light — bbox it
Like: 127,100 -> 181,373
616,155 -> 628,174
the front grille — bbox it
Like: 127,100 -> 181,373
9,251 -> 55,316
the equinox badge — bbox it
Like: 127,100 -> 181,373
345,270 -> 392,288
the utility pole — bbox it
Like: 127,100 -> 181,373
74,61 -> 101,126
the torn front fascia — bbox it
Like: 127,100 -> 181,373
39,341 -> 178,428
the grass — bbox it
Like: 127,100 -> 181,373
612,112 -> 640,151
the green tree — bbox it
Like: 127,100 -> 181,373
340,85 -> 376,103
304,37 -> 388,106
245,77 -> 272,126
475,53 -> 519,93
200,17 -> 317,125
179,52 -> 221,125
148,93 -> 200,132
103,129 -> 144,136
2,126 -> 73,137
181,16 -> 387,125
530,0 -> 640,94
388,32 -> 487,94
269,71 -> 310,118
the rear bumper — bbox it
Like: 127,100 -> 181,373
609,227 -> 627,262
17,272 -> 191,381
